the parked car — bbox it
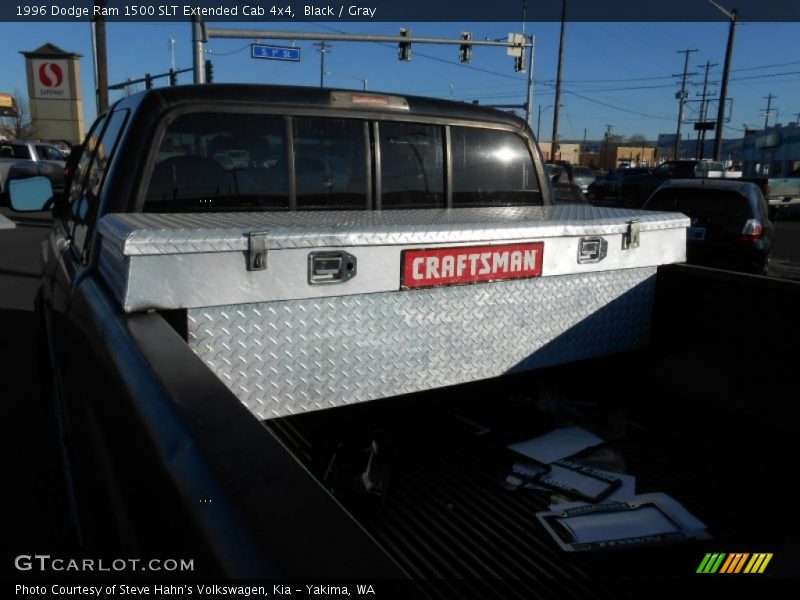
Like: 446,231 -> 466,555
643,179 -> 772,275
0,140 -> 67,200
588,167 -> 653,203
617,159 -> 735,209
546,162 -> 596,194
551,182 -> 589,205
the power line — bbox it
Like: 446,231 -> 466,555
206,43 -> 252,56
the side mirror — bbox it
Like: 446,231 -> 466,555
8,176 -> 54,212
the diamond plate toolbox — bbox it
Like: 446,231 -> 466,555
97,206 -> 688,418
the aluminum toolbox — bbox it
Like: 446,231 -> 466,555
97,206 -> 689,419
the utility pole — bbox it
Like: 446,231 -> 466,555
603,124 -> 614,171
551,0 -> 567,159
707,2 -> 738,161
315,41 -> 331,87
93,0 -> 109,113
762,94 -> 777,129
695,61 -> 717,159
794,112 -> 800,125
673,49 -> 697,160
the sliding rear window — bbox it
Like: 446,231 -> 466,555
451,126 -> 542,207
379,122 -> 445,209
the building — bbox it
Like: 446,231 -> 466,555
538,142 -> 581,163
741,123 -> 800,177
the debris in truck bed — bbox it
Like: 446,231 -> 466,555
507,426 -> 604,464
506,459 -> 636,503
537,493 -> 709,552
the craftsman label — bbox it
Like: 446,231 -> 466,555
401,242 -> 544,289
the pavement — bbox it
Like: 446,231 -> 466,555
0,213 -> 15,229
0,209 -> 75,575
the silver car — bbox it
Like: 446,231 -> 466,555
569,165 -> 597,194
547,163 -> 596,194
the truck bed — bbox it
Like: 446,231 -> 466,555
260,264 -> 800,595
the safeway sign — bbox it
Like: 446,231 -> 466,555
31,59 -> 72,99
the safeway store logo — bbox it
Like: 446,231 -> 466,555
38,62 -> 64,88
696,553 -> 773,574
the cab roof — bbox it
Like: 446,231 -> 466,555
112,83 -> 529,131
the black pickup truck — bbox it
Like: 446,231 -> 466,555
8,85 -> 799,595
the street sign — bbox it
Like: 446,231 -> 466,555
507,33 -> 525,57
694,122 -> 715,131
251,44 -> 301,62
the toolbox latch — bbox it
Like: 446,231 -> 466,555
248,231 -> 268,271
578,237 -> 608,263
622,220 -> 640,250
308,251 -> 357,285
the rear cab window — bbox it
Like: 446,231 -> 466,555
143,110 -> 542,212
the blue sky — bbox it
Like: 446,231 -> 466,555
1,19 -> 799,142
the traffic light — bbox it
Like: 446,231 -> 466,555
514,52 -> 526,73
398,28 -> 411,61
144,74 -> 153,90
169,68 -> 177,86
459,32 -> 472,63
205,60 -> 214,83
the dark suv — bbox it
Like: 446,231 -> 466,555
643,179 -> 772,275
618,160 -> 716,208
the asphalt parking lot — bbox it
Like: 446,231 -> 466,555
2,206 -> 800,576
1,209 -> 75,570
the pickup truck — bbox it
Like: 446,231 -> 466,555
8,85 -> 798,591
750,169 -> 800,219
0,139 -> 66,198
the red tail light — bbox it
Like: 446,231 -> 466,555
739,219 -> 764,243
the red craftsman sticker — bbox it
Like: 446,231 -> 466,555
401,242 -> 544,289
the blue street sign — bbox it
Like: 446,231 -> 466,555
251,44 -> 301,62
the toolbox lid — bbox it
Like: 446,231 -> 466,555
98,206 -> 689,256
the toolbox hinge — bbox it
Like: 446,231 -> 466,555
248,231 -> 268,271
622,219 -> 640,250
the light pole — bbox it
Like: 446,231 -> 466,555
707,0 -> 738,161
169,37 -> 176,72
537,104 -> 553,141
325,71 -> 368,91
